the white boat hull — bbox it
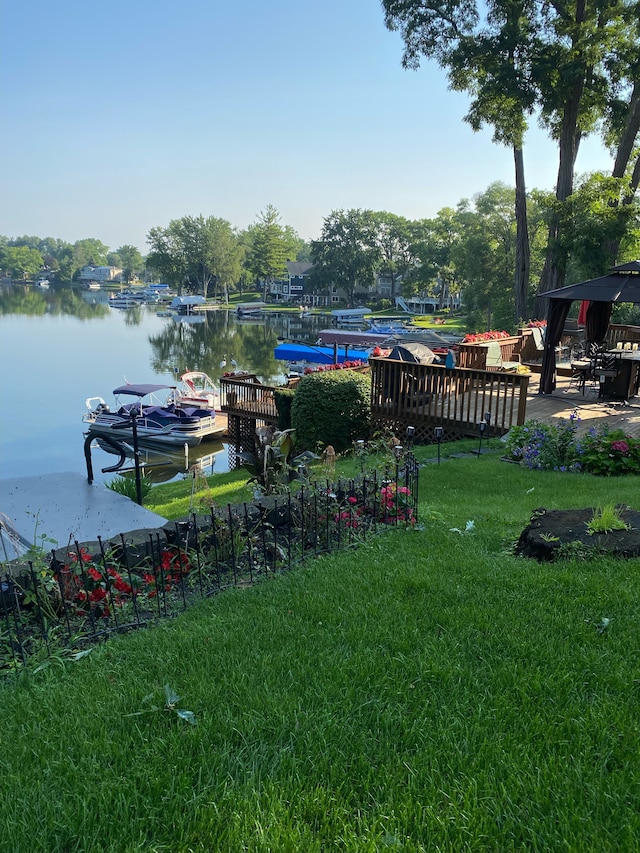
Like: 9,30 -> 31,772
84,413 -> 215,447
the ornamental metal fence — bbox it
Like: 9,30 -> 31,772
0,454 -> 418,671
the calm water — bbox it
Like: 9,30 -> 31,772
0,286 -> 325,485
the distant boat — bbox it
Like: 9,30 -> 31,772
35,278 -> 50,289
170,295 -> 206,315
109,292 -> 143,308
235,301 -> 267,316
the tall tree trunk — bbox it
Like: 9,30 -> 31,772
535,95 -> 584,316
612,81 -> 640,180
536,0 -> 588,316
513,145 -> 530,323
605,83 -> 640,262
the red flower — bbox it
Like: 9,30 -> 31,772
89,587 -> 107,603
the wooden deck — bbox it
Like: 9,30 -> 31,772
217,366 -> 640,452
523,371 -> 640,439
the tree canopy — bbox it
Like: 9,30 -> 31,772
310,209 -> 381,306
382,0 -> 640,311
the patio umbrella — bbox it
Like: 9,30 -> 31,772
539,261 -> 640,394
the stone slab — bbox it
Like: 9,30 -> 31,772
1,473 -> 167,560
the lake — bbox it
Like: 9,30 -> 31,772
0,285 -> 326,486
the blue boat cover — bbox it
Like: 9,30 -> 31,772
274,343 -> 371,364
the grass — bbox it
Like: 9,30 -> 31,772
1,450 -> 640,851
145,467 -> 256,518
586,503 -> 630,535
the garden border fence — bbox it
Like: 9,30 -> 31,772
1,454 -> 418,671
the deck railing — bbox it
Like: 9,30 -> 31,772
606,324 -> 640,348
369,356 -> 529,443
219,374 -> 279,422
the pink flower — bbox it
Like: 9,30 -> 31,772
611,440 -> 629,454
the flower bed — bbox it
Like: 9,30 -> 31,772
462,330 -> 511,343
502,412 -> 640,475
302,360 -> 367,375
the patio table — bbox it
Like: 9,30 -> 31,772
602,350 -> 640,400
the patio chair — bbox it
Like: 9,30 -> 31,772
569,342 -> 604,395
569,357 -> 593,394
482,340 -> 520,371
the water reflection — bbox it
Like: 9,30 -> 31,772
0,283 -> 111,319
0,284 -> 329,485
94,436 -> 227,485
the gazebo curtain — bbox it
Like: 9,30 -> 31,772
539,299 -> 572,394
585,301 -> 613,343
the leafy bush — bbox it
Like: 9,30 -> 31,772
291,370 -> 372,453
579,429 -> 640,476
502,413 -> 581,471
273,387 -> 295,430
503,414 -> 640,476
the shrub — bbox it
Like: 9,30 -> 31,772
291,370 -> 372,453
107,473 -> 153,501
273,387 -> 295,430
578,429 -> 640,476
502,413 -> 581,471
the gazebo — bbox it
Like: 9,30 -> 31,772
539,260 -> 640,394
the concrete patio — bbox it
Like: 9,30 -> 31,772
0,473 -> 167,561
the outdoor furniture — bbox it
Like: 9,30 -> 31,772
539,261 -> 640,395
595,351 -> 624,400
599,349 -> 640,401
569,358 -> 594,394
479,340 -> 520,371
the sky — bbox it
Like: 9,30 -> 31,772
1,0 -> 614,254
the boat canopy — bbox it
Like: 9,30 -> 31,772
112,383 -> 175,397
274,343 -> 371,364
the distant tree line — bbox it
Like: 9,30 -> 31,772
2,177 -> 639,331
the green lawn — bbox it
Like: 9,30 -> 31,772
1,452 -> 639,852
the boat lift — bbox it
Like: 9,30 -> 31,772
84,410 -> 146,504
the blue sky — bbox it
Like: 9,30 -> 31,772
1,0 -> 613,253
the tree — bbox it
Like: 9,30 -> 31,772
108,245 -> 144,282
244,206 -> 300,299
383,0 -> 537,322
147,216 -> 243,298
382,0 -> 640,318
533,0 -> 640,300
370,212 -> 418,298
195,217 -> 243,301
72,239 -> 110,277
1,246 -> 44,280
451,183 -> 524,330
554,172 -> 640,283
146,222 -> 189,292
310,209 -> 380,306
